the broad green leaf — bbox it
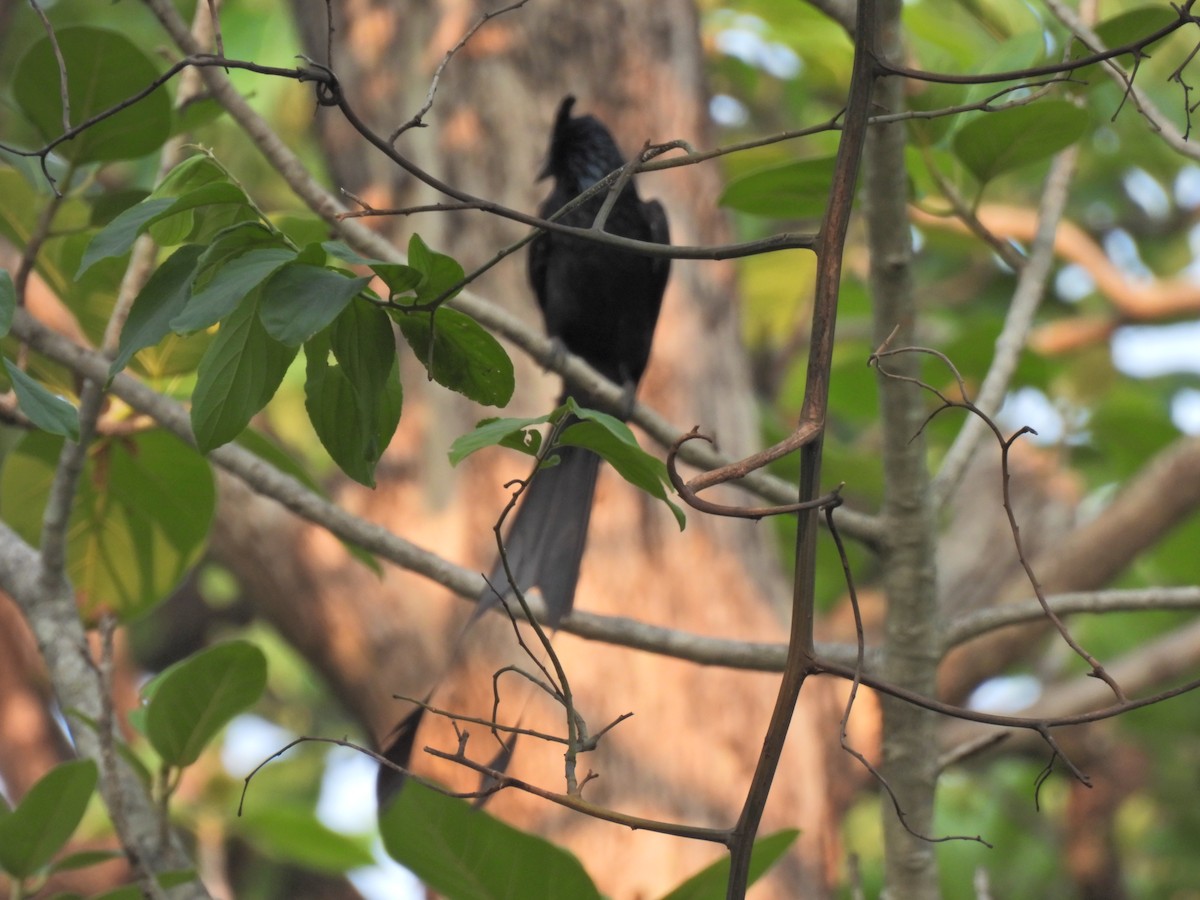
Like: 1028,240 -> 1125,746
145,182 -> 252,246
3,360 -> 80,439
48,849 -> 123,874
236,805 -> 375,873
381,780 -> 602,900
394,307 -> 514,407
953,101 -> 1089,185
258,264 -> 371,346
171,247 -> 297,334
0,269 -> 14,336
1072,7 -> 1180,87
0,760 -> 97,879
408,233 -> 466,303
13,27 -> 171,164
372,263 -> 423,296
448,413 -> 554,466
303,306 -> 403,486
76,198 -> 176,277
152,154 -> 228,198
191,296 -> 299,452
719,157 -> 834,219
559,409 -> 685,529
145,641 -> 267,767
0,429 -> 216,619
658,830 -> 800,900
110,244 -> 205,376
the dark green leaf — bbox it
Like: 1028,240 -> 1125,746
448,414 -> 553,466
0,760 -> 97,879
394,307 -> 514,407
719,157 -> 834,219
77,198 -> 176,277
371,263 -> 423,297
110,245 -> 205,376
953,102 -> 1089,185
145,182 -> 253,246
380,780 -> 602,900
258,264 -> 371,346
559,409 -> 685,529
303,305 -> 403,486
408,233 -> 466,303
191,297 -> 299,452
236,805 -> 375,873
13,28 -> 171,164
47,849 -> 123,874
171,247 -> 297,334
0,269 -> 14,337
145,641 -> 267,767
3,360 -> 80,439
658,830 -> 800,900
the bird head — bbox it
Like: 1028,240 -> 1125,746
537,95 -> 627,191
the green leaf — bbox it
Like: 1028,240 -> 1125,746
47,849 -> 123,874
190,296 -> 299,453
559,408 -> 685,529
76,198 -> 176,277
303,301 -> 403,486
408,233 -> 466,303
236,805 -> 375,873
0,429 -> 216,619
394,307 -> 514,407
0,269 -> 14,337
448,413 -> 553,466
110,244 -> 205,376
719,157 -> 834,219
371,262 -> 423,297
3,360 -> 80,439
953,101 -> 1089,185
171,247 -> 297,334
380,780 -> 602,900
13,27 -> 171,164
145,182 -> 252,246
258,264 -> 372,346
1074,7 -> 1180,85
144,641 -> 267,767
0,760 -> 97,879
658,830 -> 800,900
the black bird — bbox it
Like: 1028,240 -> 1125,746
482,95 -> 671,625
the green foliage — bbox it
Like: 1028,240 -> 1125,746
0,269 -> 14,335
719,157 -> 834,219
13,27 -> 172,163
304,301 -> 403,487
658,830 -> 799,900
394,305 -> 515,407
0,429 -> 215,619
450,399 -> 685,527
953,102 -> 1090,186
2,359 -> 80,439
0,760 -> 97,879
234,805 -> 375,874
380,780 -> 603,900
143,640 -> 268,767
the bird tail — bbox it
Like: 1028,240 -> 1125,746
480,441 -> 602,626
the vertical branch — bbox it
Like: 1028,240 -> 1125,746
864,2 -> 940,896
725,2 -> 879,896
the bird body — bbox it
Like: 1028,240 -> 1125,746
484,96 -> 671,624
